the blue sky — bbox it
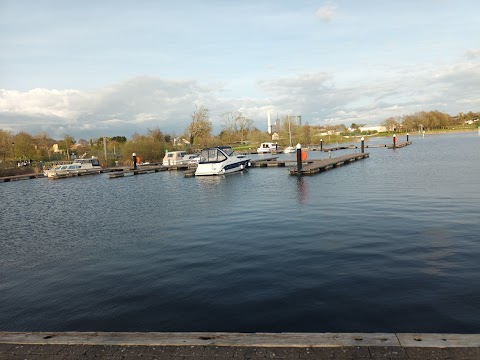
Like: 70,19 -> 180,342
1,0 -> 479,140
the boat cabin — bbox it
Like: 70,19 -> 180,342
75,157 -> 101,168
163,151 -> 187,165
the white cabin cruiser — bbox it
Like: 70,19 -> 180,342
195,146 -> 250,176
43,157 -> 102,178
257,142 -> 278,154
162,151 -> 186,165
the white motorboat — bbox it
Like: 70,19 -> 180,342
283,146 -> 296,153
43,157 -> 102,178
257,142 -> 278,154
162,151 -> 186,165
163,151 -> 200,166
195,146 -> 250,176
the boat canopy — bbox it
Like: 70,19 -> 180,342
199,146 -> 234,163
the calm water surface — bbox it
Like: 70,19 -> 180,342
1,132 -> 479,333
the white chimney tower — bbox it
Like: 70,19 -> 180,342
267,109 -> 272,134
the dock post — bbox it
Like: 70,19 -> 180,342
296,143 -> 302,174
361,137 -> 364,153
406,133 -> 409,142
393,134 -> 396,148
320,139 -> 323,151
132,152 -> 137,170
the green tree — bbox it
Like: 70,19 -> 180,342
13,132 -> 36,161
111,136 -> 127,143
0,129 -> 13,165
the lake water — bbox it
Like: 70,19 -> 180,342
1,132 -> 479,333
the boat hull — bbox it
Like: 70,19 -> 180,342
195,159 -> 250,176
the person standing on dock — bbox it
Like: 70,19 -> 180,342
132,153 -> 137,170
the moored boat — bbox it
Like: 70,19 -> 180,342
43,157 -> 102,178
162,151 -> 186,166
283,146 -> 296,153
257,142 -> 278,154
195,146 -> 250,176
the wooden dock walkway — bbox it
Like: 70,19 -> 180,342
387,141 -> 412,149
0,173 -> 44,182
1,331 -> 480,360
108,165 -> 167,178
110,164 -> 199,178
290,153 -> 369,175
320,145 -> 357,152
250,156 -> 286,167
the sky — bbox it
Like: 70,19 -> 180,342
1,0 -> 479,140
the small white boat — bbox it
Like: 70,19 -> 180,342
257,142 -> 278,154
195,146 -> 250,176
283,146 -> 296,153
162,151 -> 187,165
43,157 -> 102,178
162,151 -> 199,166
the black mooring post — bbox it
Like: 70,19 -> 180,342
132,152 -> 137,170
407,133 -> 409,142
296,144 -> 302,175
320,139 -> 323,151
393,134 -> 396,148
361,137 -> 365,153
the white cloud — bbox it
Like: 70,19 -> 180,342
315,3 -> 336,23
465,48 -> 480,59
0,77 -> 220,139
1,59 -> 479,139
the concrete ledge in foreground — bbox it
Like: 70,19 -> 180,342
1,332 -> 480,359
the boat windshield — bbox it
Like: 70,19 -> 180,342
76,158 -> 101,167
200,148 -> 228,163
221,147 -> 235,156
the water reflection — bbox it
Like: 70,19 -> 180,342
195,174 -> 226,185
420,227 -> 456,276
295,176 -> 308,203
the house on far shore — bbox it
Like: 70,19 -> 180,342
359,125 -> 387,133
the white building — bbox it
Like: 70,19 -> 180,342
359,125 -> 387,133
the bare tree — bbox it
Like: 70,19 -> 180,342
236,114 -> 253,143
188,105 -> 212,146
220,111 -> 240,142
381,117 -> 400,132
147,127 -> 164,142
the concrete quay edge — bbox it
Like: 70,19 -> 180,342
1,332 -> 479,348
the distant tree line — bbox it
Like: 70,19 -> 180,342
381,110 -> 480,132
